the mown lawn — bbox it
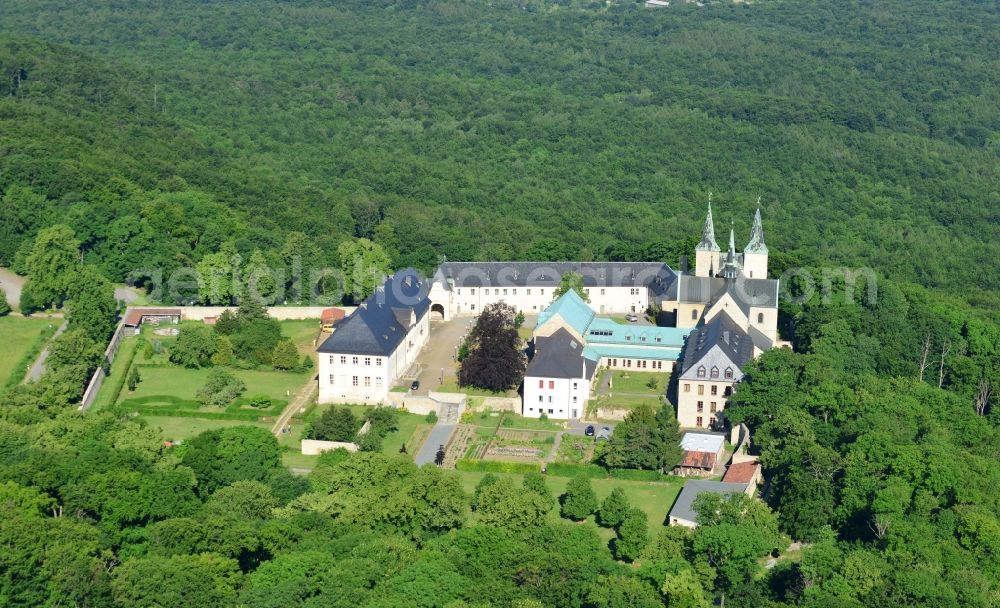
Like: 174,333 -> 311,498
140,416 -> 271,443
498,412 -> 564,431
119,365 -> 309,409
608,370 -> 668,394
454,469 -> 683,538
279,319 -> 323,357
0,316 -> 57,385
437,378 -> 516,398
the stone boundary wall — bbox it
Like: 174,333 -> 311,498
593,407 -> 629,421
79,306 -> 357,412
477,396 -> 521,412
302,439 -> 359,455
387,392 -> 437,414
123,305 -> 358,321
79,319 -> 129,411
730,423 -> 756,464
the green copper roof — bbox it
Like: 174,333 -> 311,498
745,207 -> 768,254
585,317 -> 691,348
584,344 -> 684,361
535,289 -> 595,336
695,200 -> 720,252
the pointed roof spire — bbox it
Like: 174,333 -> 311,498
745,203 -> 768,254
696,193 -> 720,252
722,221 -> 740,280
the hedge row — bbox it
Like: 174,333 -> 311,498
608,468 -> 669,482
454,459 -> 541,475
3,324 -> 58,389
123,407 -> 272,422
545,462 -> 669,482
545,463 -> 608,478
98,337 -> 141,408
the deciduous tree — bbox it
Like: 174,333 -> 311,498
560,474 -> 597,521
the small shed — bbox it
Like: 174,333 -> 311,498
320,307 -> 346,332
722,460 -> 763,495
122,308 -> 182,336
676,432 -> 726,477
667,480 -> 748,528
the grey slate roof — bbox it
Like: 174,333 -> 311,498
434,262 -> 677,296
525,328 -> 598,380
675,274 -> 778,314
679,312 -> 754,380
317,269 -> 430,357
669,480 -> 748,524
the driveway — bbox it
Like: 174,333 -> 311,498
566,419 -> 616,437
407,317 -> 475,394
0,267 -> 24,310
25,320 -> 67,382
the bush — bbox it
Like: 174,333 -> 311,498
248,395 -> 272,409
196,369 -> 246,407
355,431 -> 382,452
0,292 -> 10,316
312,407 -> 358,442
271,339 -> 299,370
127,366 -> 141,392
454,459 -> 541,475
425,410 -> 438,423
538,412 -> 548,422
364,407 -> 398,437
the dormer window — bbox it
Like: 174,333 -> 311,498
724,367 -> 734,379
710,366 -> 719,379
697,366 -> 706,378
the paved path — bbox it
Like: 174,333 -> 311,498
271,376 -> 318,436
413,400 -> 464,466
25,320 -> 67,382
545,431 -> 564,465
114,286 -> 143,303
0,267 -> 24,310
411,318 -> 473,394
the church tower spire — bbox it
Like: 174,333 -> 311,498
696,195 -> 720,252
722,221 -> 740,280
694,194 -> 722,277
742,202 -> 769,279
745,204 -> 767,254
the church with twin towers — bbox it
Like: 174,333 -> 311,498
320,200 -> 781,431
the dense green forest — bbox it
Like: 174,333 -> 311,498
0,0 -> 998,310
0,1 -> 999,606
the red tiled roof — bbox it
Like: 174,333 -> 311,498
680,450 -> 717,470
321,307 -> 346,323
123,308 -> 182,326
723,460 -> 761,484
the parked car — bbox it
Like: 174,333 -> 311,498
597,426 -> 612,441
410,380 -> 420,391
584,425 -> 595,437
625,313 -> 639,322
